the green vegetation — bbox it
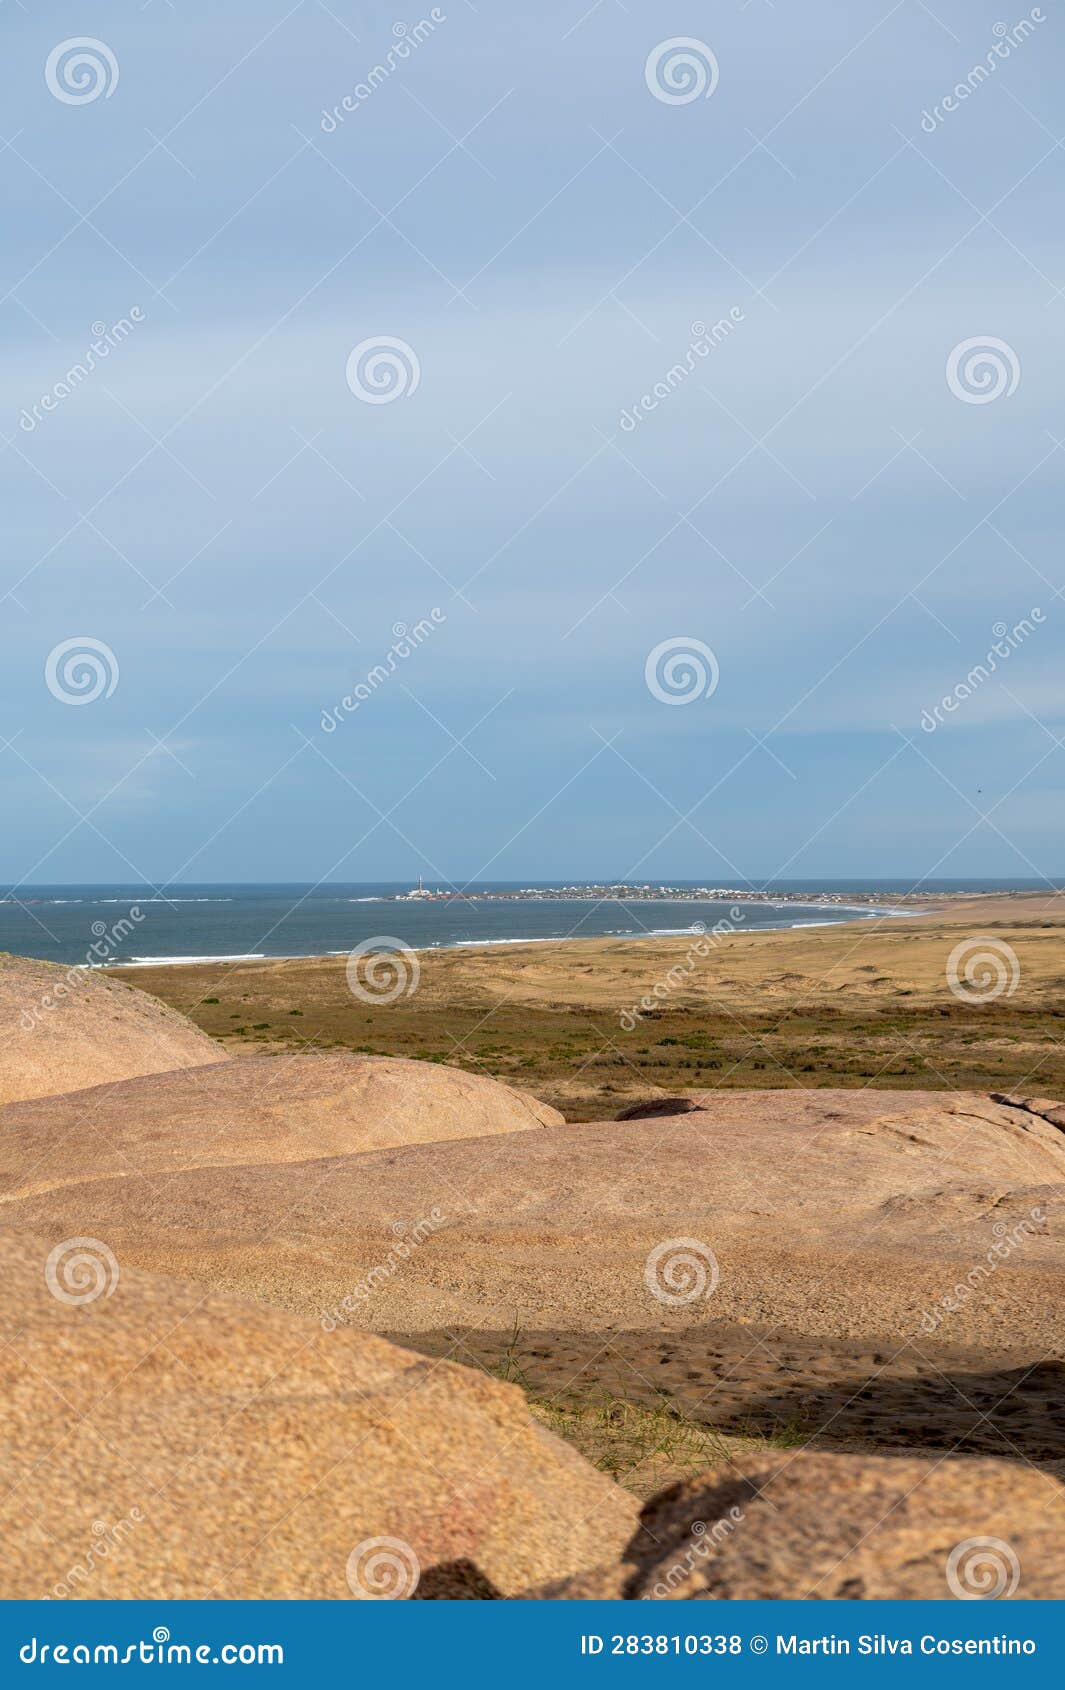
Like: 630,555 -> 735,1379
111,985 -> 1065,1118
109,911 -> 1065,1119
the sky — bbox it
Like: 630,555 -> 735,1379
0,0 -> 1062,889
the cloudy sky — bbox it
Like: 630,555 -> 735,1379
1,0 -> 1061,887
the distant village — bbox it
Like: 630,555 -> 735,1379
392,879 -> 901,907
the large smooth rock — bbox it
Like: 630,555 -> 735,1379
532,1451 -> 1065,1599
8,1090 -> 1060,1353
0,1230 -> 636,1599
0,1051 -> 560,1199
0,953 -> 223,1106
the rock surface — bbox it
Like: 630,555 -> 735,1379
5,1088 -> 1063,1468
0,1051 -> 560,1199
0,1229 -> 636,1599
0,954 -> 223,1106
532,1451 -> 1065,1599
10,1089 -> 1060,1351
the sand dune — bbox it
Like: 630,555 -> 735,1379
0,1051 -> 559,1200
532,1451 -> 1065,1599
0,954 -> 223,1105
0,1229 -> 635,1599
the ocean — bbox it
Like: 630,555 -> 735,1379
0,878 -> 1050,969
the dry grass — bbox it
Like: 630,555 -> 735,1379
488,1321 -> 805,1497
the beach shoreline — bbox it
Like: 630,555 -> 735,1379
113,899 -> 923,967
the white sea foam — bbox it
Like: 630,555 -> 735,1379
123,952 -> 267,966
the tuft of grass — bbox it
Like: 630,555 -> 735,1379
486,1324 -> 807,1496
528,1391 -> 737,1483
495,1316 -> 529,1386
